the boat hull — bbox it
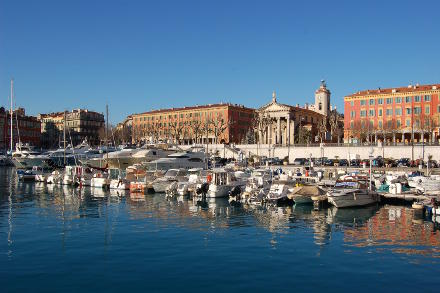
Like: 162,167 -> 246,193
328,192 -> 379,208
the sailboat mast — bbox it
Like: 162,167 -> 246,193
106,104 -> 109,163
64,110 -> 67,165
10,79 -> 13,153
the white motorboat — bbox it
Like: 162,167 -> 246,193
145,151 -> 206,171
33,166 -> 52,183
90,173 -> 110,189
327,179 -> 380,208
206,169 -> 246,198
84,145 -> 173,169
12,143 -> 49,169
152,168 -> 188,193
108,169 -> 130,190
266,174 -> 296,205
177,168 -> 207,196
407,175 -> 440,193
47,170 -> 63,184
241,169 -> 273,202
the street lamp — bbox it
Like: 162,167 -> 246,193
320,143 -> 324,167
368,146 -> 374,191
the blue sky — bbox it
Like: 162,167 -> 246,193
1,0 -> 439,123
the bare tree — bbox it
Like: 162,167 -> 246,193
190,119 -> 203,144
317,118 -> 327,143
210,115 -> 230,144
169,121 -> 184,144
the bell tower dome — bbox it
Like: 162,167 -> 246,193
315,80 -> 331,116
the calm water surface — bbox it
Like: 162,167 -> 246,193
1,168 -> 439,292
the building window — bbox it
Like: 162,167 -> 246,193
395,97 -> 401,103
406,119 -> 410,127
406,108 -> 411,115
319,103 -> 322,110
369,120 -> 374,128
387,120 -> 393,128
424,95 -> 431,101
386,109 -> 393,116
386,98 -> 393,104
396,120 -> 401,127
414,96 -> 421,102
369,110 -> 375,116
369,99 -> 375,105
378,121 -> 383,128
360,110 -> 367,117
378,98 -> 383,105
414,107 -> 422,114
425,106 -> 430,114
350,111 -> 356,118
350,101 -> 354,106
360,100 -> 366,106
395,108 -> 402,115
378,109 -> 383,116
438,105 -> 440,113
350,121 -> 354,128
405,96 -> 412,103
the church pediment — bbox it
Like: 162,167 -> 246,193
258,102 -> 292,113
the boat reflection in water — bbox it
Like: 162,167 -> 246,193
4,167 -> 440,259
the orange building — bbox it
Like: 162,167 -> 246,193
344,83 -> 440,144
132,103 -> 255,144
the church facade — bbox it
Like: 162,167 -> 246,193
256,81 -> 332,145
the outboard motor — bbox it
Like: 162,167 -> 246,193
229,186 -> 241,197
196,182 -> 209,196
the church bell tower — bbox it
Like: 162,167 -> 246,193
315,80 -> 331,116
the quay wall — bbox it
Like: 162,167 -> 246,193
181,144 -> 440,163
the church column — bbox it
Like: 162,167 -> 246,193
277,118 -> 281,145
267,124 -> 271,144
287,116 -> 290,146
291,120 -> 295,145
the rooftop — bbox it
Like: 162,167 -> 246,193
346,83 -> 440,98
133,103 -> 254,116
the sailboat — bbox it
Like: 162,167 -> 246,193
8,79 -> 49,169
90,105 -> 110,189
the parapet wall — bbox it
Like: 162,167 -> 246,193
181,144 -> 440,163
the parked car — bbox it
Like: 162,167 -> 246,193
293,158 -> 306,165
397,158 -> 410,167
350,159 -> 360,167
339,159 -> 349,166
372,157 -> 384,167
312,158 -> 322,166
324,159 -> 335,166
265,157 -> 282,165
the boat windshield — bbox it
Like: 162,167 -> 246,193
335,181 -> 361,189
165,169 -> 179,177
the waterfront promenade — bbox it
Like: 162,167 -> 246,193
186,144 -> 440,162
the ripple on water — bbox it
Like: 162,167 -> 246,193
1,168 -> 440,292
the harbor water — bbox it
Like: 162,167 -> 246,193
1,167 -> 439,292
